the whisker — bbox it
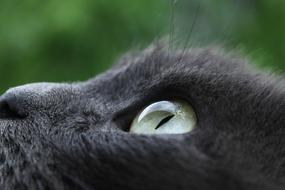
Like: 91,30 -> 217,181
168,0 -> 177,58
219,0 -> 241,45
179,2 -> 201,63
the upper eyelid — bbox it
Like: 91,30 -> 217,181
112,87 -> 199,132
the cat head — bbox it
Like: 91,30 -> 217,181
0,45 -> 284,190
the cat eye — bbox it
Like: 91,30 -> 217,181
130,100 -> 197,134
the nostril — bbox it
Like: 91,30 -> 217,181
0,96 -> 27,119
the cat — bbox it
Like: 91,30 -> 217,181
0,44 -> 284,190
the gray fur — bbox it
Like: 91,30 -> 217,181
0,45 -> 284,190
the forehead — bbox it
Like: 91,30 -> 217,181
76,47 -> 284,132
81,47 -> 267,106
83,47 -> 249,97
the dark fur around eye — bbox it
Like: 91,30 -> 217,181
0,45 -> 284,190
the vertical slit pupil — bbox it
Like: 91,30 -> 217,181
155,115 -> 175,129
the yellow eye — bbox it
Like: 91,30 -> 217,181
130,100 -> 197,135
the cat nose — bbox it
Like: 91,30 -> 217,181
0,91 -> 27,119
0,83 -> 66,119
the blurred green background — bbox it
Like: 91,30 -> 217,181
0,0 -> 284,93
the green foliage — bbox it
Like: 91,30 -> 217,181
0,0 -> 169,93
174,0 -> 285,72
0,0 -> 284,93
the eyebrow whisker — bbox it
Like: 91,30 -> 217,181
178,2 -> 201,64
168,0 -> 177,58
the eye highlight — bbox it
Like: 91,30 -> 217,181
130,100 -> 197,135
